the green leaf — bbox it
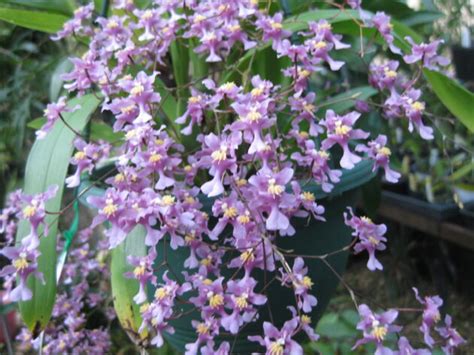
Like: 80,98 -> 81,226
0,7 -> 68,33
317,86 -> 378,115
401,11 -> 443,27
49,58 -> 73,101
0,0 -> 74,15
110,225 -> 148,343
424,69 -> 474,132
16,94 -> 101,332
90,121 -> 124,143
283,9 -> 359,33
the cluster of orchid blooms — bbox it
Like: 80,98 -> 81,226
0,0 -> 466,353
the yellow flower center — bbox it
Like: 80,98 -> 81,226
125,128 -> 138,140
149,153 -> 162,163
335,121 -> 351,135
246,109 -> 262,122
238,212 -> 251,224
240,249 -> 255,263
208,293 -> 224,308
320,23 -> 332,30
133,264 -> 146,277
22,205 -> 37,218
13,256 -> 29,272
107,20 -> 119,29
271,21 -> 283,30
236,178 -> 247,187
155,287 -> 169,300
103,199 -> 118,217
131,83 -> 144,96
71,151 -> 86,161
318,150 -> 329,159
161,195 -> 175,206
196,322 -> 210,335
221,82 -> 236,91
361,216 -> 372,224
185,196 -> 195,204
194,14 -> 206,23
140,303 -> 150,313
188,95 -> 202,104
211,147 -> 228,162
184,165 -> 192,172
114,173 -> 125,183
384,68 -> 397,78
223,205 -> 238,219
201,256 -> 213,266
230,24 -> 241,32
302,276 -> 314,289
369,236 -> 379,246
235,294 -> 249,309
411,101 -> 425,112
142,10 -> 153,20
251,87 -> 264,97
299,131 -> 309,139
301,191 -> 315,202
203,278 -> 213,285
378,147 -> 391,156
304,103 -> 315,112
313,41 -> 327,49
300,69 -> 311,78
372,326 -> 388,341
269,340 -> 285,355
267,178 -> 284,197
185,234 -> 195,244
301,315 -> 311,324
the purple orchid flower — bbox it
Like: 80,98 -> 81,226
371,12 -> 401,54
51,4 -> 94,41
256,12 -> 291,52
37,96 -> 80,139
344,208 -> 387,271
400,89 -> 434,140
369,61 -> 400,91
282,257 -> 317,312
198,132 -> 241,197
354,304 -> 401,355
18,185 -> 58,250
176,88 -> 209,135
0,245 -> 43,301
413,287 -> 443,348
221,277 -> 267,334
118,71 -> 161,124
291,139 -> 342,193
404,37 -> 449,71
395,336 -> 431,355
66,139 -> 111,188
321,110 -> 369,169
125,249 -> 157,304
436,315 -> 466,354
248,167 -> 295,232
248,318 -> 303,355
356,135 -> 401,183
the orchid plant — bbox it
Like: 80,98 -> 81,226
0,0 -> 470,354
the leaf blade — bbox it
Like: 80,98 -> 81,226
423,69 -> 474,132
0,7 -> 68,33
17,94 -> 101,331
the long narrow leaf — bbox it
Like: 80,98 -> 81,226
0,7 -> 68,33
16,94 -> 101,332
424,69 -> 474,133
0,0 -> 74,15
110,226 -> 148,343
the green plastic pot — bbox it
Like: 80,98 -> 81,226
149,160 -> 375,353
